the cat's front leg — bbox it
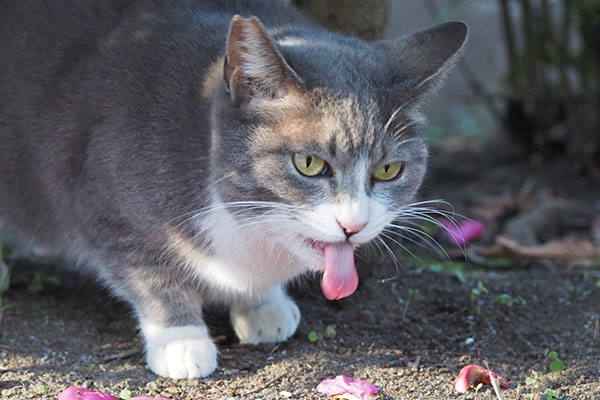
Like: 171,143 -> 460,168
141,320 -> 217,379
230,285 -> 300,344
106,266 -> 217,379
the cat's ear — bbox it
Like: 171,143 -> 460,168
223,15 -> 302,107
378,21 -> 468,98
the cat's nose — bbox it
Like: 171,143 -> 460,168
337,221 -> 367,238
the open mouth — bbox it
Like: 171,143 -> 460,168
305,238 -> 359,301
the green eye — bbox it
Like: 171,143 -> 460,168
372,162 -> 403,181
293,153 -> 327,177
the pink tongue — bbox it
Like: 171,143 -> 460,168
321,241 -> 358,300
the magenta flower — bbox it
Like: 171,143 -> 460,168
316,375 -> 378,400
442,219 -> 485,246
454,364 -> 509,393
58,387 -> 171,400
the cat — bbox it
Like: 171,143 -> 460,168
0,0 -> 467,378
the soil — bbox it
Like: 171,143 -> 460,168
1,148 -> 600,400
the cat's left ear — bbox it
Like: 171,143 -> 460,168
378,21 -> 468,98
223,15 -> 302,107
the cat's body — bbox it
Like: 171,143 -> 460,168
0,0 -> 466,378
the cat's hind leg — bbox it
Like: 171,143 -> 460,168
230,285 -> 300,344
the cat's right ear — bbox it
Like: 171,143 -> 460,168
223,15 -> 302,107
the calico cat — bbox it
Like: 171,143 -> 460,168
0,0 -> 467,378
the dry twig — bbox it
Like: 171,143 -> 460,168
484,360 -> 504,400
103,348 -> 141,362
242,371 -> 290,396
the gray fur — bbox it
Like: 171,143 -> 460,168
0,0 -> 467,375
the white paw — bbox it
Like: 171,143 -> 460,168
231,294 -> 301,344
141,323 -> 217,379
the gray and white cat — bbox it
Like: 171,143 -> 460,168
0,0 -> 467,378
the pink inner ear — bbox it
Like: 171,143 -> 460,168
224,15 -> 301,104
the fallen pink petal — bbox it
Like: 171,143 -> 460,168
316,375 -> 378,400
58,387 -> 118,400
58,387 -> 171,400
442,219 -> 486,246
454,364 -> 509,393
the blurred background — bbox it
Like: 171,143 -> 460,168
295,0 -> 600,177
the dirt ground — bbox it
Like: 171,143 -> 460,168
1,148 -> 600,400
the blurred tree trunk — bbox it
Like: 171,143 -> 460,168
293,0 -> 390,40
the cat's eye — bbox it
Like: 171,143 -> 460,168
372,162 -> 404,181
293,153 -> 329,177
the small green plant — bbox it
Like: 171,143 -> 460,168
495,293 -> 526,307
473,382 -> 483,393
426,261 -> 467,284
545,388 -> 559,400
548,351 -> 566,372
402,288 -> 419,321
470,281 -> 489,314
325,325 -> 336,337
308,324 -> 337,343
525,370 -> 541,385
223,368 -> 232,376
308,331 -> 319,342
31,384 -> 49,395
119,389 -> 139,399
1,388 -> 16,397
525,394 -> 534,399
0,245 -> 11,324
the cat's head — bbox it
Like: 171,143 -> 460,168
208,16 -> 467,298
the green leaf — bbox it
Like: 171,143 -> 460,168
325,325 -> 336,337
595,279 -> 600,288
32,385 -> 49,395
119,389 -> 132,400
224,368 -> 232,376
550,360 -> 566,372
547,351 -> 558,360
453,269 -> 467,284
545,388 -> 559,399
308,331 -> 319,342
525,377 -> 537,385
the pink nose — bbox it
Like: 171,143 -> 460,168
337,221 -> 367,238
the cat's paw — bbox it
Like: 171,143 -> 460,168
142,323 -> 217,379
230,294 -> 300,344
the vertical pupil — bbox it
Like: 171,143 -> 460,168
384,164 -> 390,173
306,156 -> 312,168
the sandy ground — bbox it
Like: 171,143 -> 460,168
2,149 -> 600,400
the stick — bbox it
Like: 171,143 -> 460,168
242,371 -> 290,396
103,348 -> 141,362
484,361 -> 504,400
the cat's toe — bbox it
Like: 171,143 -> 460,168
142,324 -> 217,379
231,296 -> 300,344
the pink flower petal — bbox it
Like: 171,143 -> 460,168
442,219 -> 486,246
58,387 -> 171,400
58,387 -> 118,400
316,375 -> 378,400
454,364 -> 509,393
